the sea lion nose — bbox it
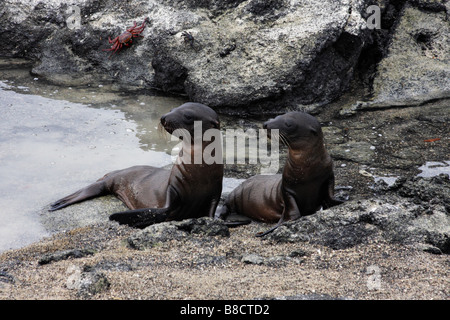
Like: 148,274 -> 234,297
263,117 -> 275,129
160,114 -> 167,125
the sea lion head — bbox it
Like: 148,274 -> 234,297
160,102 -> 220,138
263,111 -> 323,148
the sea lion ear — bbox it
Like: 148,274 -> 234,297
310,127 -> 318,136
211,119 -> 220,129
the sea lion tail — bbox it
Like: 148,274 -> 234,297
109,207 -> 170,229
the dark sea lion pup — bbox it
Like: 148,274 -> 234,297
49,102 -> 224,228
217,111 -> 342,236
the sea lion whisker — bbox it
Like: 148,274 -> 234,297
279,132 -> 291,148
157,123 -> 169,139
269,129 -> 279,141
268,129 -> 289,147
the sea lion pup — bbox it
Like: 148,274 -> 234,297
217,111 -> 342,236
49,102 -> 224,229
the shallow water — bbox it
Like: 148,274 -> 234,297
417,161 -> 450,178
0,58 -> 192,251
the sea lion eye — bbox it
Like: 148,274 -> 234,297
183,113 -> 193,121
284,119 -> 293,128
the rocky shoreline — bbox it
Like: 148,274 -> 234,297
1,96 -> 449,300
0,0 -> 449,300
0,203 -> 448,300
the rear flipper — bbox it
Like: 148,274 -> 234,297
222,213 -> 252,228
109,207 -> 171,229
215,205 -> 252,228
49,181 -> 107,211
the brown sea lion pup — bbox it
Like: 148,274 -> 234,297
217,111 -> 342,236
49,102 -> 224,229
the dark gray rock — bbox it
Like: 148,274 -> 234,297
2,1 -> 449,110
0,0 -> 373,109
173,217 -> 230,237
126,217 -> 230,250
0,271 -> 15,284
126,223 -> 186,250
288,249 -> 308,258
341,2 -> 450,115
397,174 -> 450,205
170,0 -> 371,108
38,248 -> 95,265
66,265 -> 110,298
329,141 -> 377,165
266,175 -> 450,254
241,253 -> 300,267
78,270 -> 110,297
370,4 -> 450,107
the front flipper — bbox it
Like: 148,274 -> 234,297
321,174 -> 344,209
109,186 -> 180,229
109,207 -> 171,229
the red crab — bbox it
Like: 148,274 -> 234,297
103,19 -> 148,57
